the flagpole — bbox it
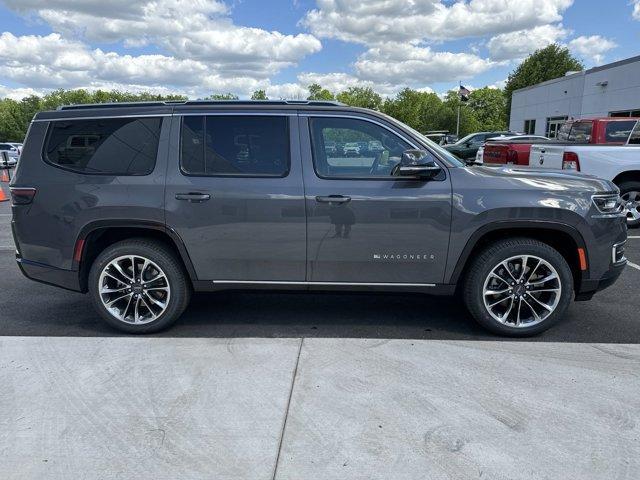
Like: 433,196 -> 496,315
456,81 -> 461,138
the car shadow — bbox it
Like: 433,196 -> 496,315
1,251 -> 639,342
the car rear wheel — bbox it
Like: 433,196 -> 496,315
463,238 -> 573,336
618,181 -> 640,228
88,238 -> 191,333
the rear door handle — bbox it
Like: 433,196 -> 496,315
175,192 -> 211,203
315,195 -> 351,204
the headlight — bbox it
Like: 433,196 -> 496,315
592,194 -> 623,215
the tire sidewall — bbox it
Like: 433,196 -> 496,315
465,241 -> 573,336
88,241 -> 189,333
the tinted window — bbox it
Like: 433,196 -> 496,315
629,122 -> 640,145
568,122 -> 592,142
45,117 -> 161,175
309,117 -> 412,178
605,121 -> 637,143
181,116 -> 289,176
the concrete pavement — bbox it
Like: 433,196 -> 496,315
1,337 -> 639,479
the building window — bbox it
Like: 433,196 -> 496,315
546,116 -> 568,139
524,119 -> 536,134
609,110 -> 640,118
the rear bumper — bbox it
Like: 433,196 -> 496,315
16,256 -> 81,292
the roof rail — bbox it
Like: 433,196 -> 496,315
57,99 -> 345,110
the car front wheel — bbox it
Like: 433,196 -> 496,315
88,238 -> 191,333
463,238 -> 573,336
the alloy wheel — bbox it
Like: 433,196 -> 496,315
482,255 -> 561,328
621,191 -> 640,223
98,255 -> 171,324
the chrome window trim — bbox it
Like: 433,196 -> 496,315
174,112 -> 297,117
211,280 -> 436,287
33,114 -> 172,122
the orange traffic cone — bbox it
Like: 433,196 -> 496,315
0,185 -> 8,202
0,169 -> 9,182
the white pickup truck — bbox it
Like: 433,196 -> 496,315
530,122 -> 640,227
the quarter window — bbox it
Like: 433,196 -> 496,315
180,116 -> 290,177
309,117 -> 413,179
44,117 -> 162,175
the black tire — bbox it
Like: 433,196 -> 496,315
88,238 -> 191,333
618,180 -> 640,228
463,238 -> 573,337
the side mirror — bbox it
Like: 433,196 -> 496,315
393,149 -> 442,179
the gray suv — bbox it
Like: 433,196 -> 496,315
10,101 -> 627,336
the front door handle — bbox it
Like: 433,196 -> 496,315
315,195 -> 351,204
175,192 -> 211,203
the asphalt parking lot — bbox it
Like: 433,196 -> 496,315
1,184 -> 639,479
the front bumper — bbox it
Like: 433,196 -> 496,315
575,260 -> 626,300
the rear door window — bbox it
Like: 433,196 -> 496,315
180,115 -> 290,177
567,122 -> 593,142
45,117 -> 162,175
605,121 -> 637,143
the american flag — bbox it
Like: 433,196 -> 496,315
458,85 -> 470,102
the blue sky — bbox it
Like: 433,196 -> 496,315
0,0 -> 638,100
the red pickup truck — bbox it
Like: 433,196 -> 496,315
482,117 -> 639,165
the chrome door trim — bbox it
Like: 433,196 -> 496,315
211,280 -> 436,287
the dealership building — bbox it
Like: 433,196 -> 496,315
509,54 -> 640,137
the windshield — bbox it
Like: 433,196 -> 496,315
455,133 -> 477,145
400,123 -> 466,167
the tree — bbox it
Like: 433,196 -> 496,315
466,87 -> 507,131
307,83 -> 334,101
251,90 -> 268,100
336,87 -> 382,110
204,93 -> 239,100
0,89 -> 188,142
504,44 -> 583,121
381,88 -> 445,133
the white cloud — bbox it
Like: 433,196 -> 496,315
354,43 -> 496,87
0,84 -> 43,100
302,0 -> 574,44
2,0 -> 322,79
568,35 -> 617,64
0,32 -> 269,96
633,0 -> 640,20
487,24 -> 569,61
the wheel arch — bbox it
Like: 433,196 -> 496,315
449,221 -> 588,289
612,170 -> 640,186
75,220 -> 197,293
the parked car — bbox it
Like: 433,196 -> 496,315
479,135 -> 550,164
368,140 -> 384,152
444,131 -> 517,160
529,120 -> 640,226
7,142 -> 23,155
11,100 -> 626,336
343,142 -> 361,156
325,141 -> 337,155
0,143 -> 19,166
